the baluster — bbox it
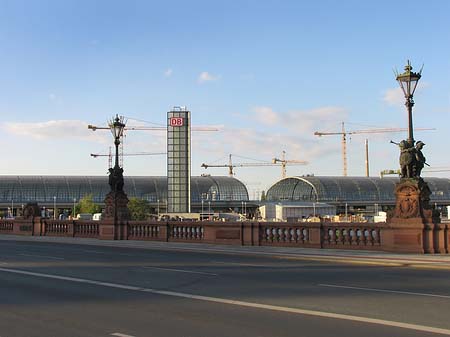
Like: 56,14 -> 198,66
303,228 -> 309,242
289,228 -> 295,242
356,229 -> 362,245
372,229 -> 379,245
295,228 -> 301,242
328,228 -> 334,244
348,229 -> 354,244
342,229 -> 349,244
339,228 -> 345,244
365,229 -> 372,245
322,227 -> 330,244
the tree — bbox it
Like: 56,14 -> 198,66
75,194 -> 101,215
260,190 -> 266,201
128,197 -> 151,221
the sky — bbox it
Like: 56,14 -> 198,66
0,0 -> 449,198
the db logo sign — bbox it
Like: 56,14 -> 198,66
169,117 -> 184,127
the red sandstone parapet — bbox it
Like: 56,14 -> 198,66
0,218 -> 448,254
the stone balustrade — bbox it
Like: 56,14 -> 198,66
321,223 -> 385,250
0,217 -> 447,254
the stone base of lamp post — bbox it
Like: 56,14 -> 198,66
384,178 -> 440,253
102,191 -> 130,240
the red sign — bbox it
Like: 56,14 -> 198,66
169,117 -> 184,127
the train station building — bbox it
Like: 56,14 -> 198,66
0,175 -> 249,218
0,175 -> 449,221
264,176 -> 450,220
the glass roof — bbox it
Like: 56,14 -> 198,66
266,176 -> 450,204
0,176 -> 248,204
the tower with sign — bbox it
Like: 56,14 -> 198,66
167,107 -> 191,213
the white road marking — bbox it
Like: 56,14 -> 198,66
211,261 -> 269,268
19,254 -> 65,260
82,250 -> 109,254
111,333 -> 136,337
319,283 -> 450,299
0,262 -> 8,265
142,266 -> 218,276
0,268 -> 449,335
82,250 -> 134,257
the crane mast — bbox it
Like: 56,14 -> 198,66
342,122 -> 347,176
314,123 -> 435,177
272,150 -> 308,179
202,153 -> 308,178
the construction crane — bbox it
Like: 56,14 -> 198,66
314,122 -> 435,176
88,116 -> 218,167
272,150 -> 308,178
380,167 -> 450,177
88,124 -> 218,132
380,169 -> 401,178
90,149 -> 166,168
423,168 -> 450,174
201,153 -> 308,178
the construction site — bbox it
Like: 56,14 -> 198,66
1,107 -> 449,223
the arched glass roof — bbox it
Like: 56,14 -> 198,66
266,176 -> 450,204
0,175 -> 248,205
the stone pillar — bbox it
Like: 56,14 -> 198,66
385,178 -> 440,254
103,191 -> 130,240
433,223 -> 447,254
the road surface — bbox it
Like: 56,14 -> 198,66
0,238 -> 449,337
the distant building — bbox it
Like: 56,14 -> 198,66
266,176 -> 450,217
0,175 -> 249,216
167,107 -> 191,213
260,202 -> 336,222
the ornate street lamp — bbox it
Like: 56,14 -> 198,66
395,60 -> 423,145
104,114 -> 130,226
389,61 -> 440,250
109,115 -> 126,170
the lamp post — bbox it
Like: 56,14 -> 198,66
395,60 -> 422,145
201,199 -> 204,220
109,115 -> 126,170
53,196 -> 56,219
108,115 -> 128,225
11,199 -> 14,218
208,201 -> 211,219
73,198 -> 76,219
157,199 -> 160,216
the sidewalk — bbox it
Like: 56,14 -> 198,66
2,234 -> 450,269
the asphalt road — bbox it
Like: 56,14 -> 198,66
0,239 -> 450,337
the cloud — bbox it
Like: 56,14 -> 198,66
383,87 -> 404,106
192,104 -> 348,178
252,106 -> 280,126
164,68 -> 173,77
198,71 -> 220,83
251,105 -> 348,133
1,120 -> 108,143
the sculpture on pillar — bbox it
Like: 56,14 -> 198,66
386,61 -> 441,254
102,115 -> 129,222
413,141 -> 426,177
392,139 -> 427,179
108,166 -> 125,192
